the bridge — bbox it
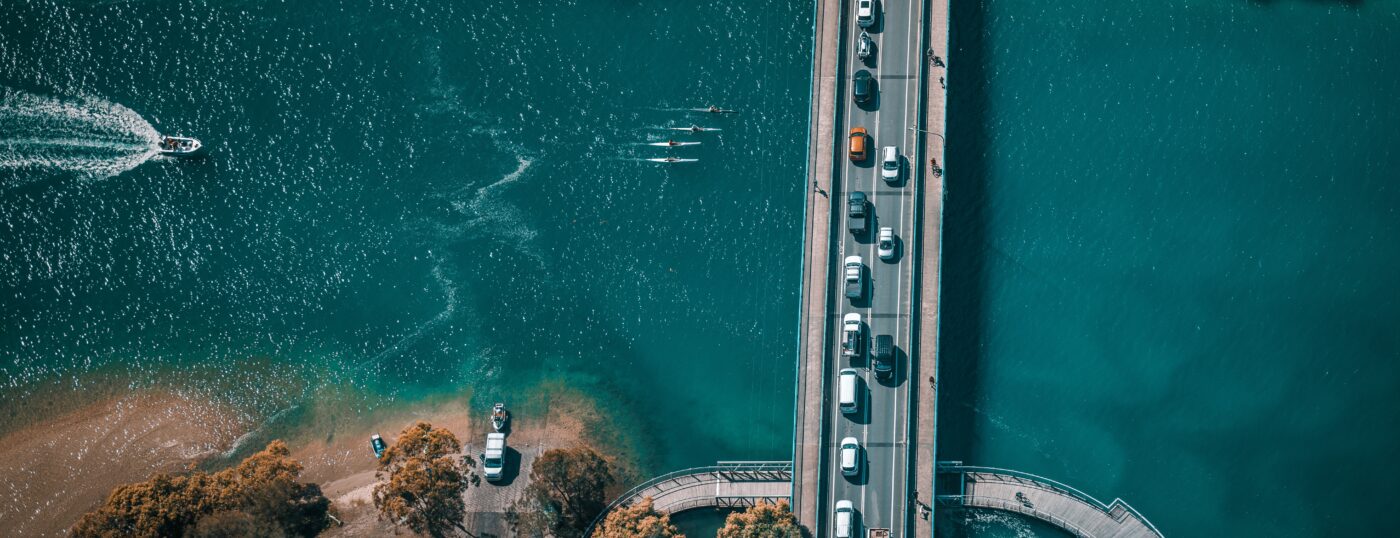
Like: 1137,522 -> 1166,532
584,461 -> 792,534
936,465 -> 1164,538
586,0 -> 1163,535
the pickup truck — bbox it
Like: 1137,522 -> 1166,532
848,191 -> 868,235
844,255 -> 864,300
841,313 -> 863,358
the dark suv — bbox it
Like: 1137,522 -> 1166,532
873,335 -> 894,380
853,70 -> 875,105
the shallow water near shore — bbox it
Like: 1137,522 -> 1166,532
1,0 -> 807,515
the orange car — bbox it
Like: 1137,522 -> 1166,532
848,127 -> 868,162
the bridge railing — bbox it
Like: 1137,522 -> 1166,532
936,464 -> 1163,537
583,461 -> 794,537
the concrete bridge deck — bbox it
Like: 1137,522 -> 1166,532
937,465 -> 1164,538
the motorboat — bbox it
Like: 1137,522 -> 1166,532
695,106 -> 737,114
157,135 -> 205,157
370,433 -> 387,460
491,403 -> 509,431
646,156 -> 698,163
648,140 -> 701,147
858,31 -> 873,61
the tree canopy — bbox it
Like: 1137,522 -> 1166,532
716,500 -> 802,538
371,421 -> 478,538
507,446 -> 615,538
70,440 -> 330,538
593,497 -> 684,538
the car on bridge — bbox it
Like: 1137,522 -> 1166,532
840,437 -> 862,477
856,0 -> 875,28
844,255 -> 864,300
881,145 -> 900,181
838,368 -> 861,415
853,70 -> 875,105
873,334 -> 894,380
878,227 -> 896,260
848,127 -> 868,162
841,313 -> 863,358
835,499 -> 859,538
848,191 -> 868,235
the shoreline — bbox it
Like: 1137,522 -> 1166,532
0,380 -> 635,536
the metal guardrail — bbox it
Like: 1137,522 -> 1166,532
583,461 -> 794,537
936,465 -> 1164,537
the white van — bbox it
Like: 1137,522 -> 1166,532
839,368 -> 860,414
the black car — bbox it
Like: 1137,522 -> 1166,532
847,191 -> 868,235
853,70 -> 875,104
873,335 -> 894,379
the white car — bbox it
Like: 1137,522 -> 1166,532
840,437 -> 861,477
878,227 -> 896,260
834,499 -> 856,538
857,0 -> 875,28
841,312 -> 863,358
881,145 -> 900,181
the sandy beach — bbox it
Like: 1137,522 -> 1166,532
0,392 -> 247,537
0,380 -> 630,537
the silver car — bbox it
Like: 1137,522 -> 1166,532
840,437 -> 861,477
835,500 -> 856,538
857,0 -> 875,28
878,227 -> 896,260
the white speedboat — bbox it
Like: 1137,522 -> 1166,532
648,140 -> 701,147
491,403 -> 509,431
647,157 -> 698,163
157,136 -> 205,157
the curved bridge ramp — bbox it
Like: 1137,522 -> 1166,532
937,465 -> 1163,538
586,461 -> 792,535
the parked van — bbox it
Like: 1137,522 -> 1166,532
839,368 -> 860,414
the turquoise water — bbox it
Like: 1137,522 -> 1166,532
6,0 -> 1400,537
939,0 -> 1400,536
1,0 -> 809,477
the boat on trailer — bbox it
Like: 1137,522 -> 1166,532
157,135 -> 205,157
491,403 -> 510,431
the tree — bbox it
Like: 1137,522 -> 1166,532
716,500 -> 801,538
593,497 -> 683,538
70,440 -> 329,538
186,510 -> 284,538
508,446 -> 615,538
372,421 -> 479,538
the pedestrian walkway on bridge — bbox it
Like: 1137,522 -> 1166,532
584,461 -> 792,535
936,464 -> 1163,538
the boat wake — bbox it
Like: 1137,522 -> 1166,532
0,88 -> 161,189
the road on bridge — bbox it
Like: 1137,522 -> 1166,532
824,0 -> 928,536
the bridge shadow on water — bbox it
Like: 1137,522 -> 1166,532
935,0 -> 991,501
